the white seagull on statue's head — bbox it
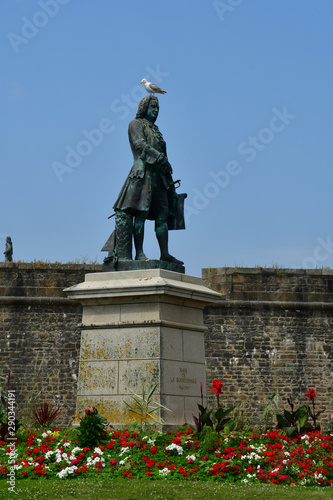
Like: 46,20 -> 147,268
140,78 -> 167,95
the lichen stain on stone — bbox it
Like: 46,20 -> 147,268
75,398 -> 137,424
80,331 -> 159,362
78,362 -> 116,392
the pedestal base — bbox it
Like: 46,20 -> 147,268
65,269 -> 222,427
102,258 -> 185,274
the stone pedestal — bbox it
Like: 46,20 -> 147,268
65,269 -> 222,427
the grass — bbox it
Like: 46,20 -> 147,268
1,479 -> 333,500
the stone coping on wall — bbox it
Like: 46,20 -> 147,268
0,262 -> 102,298
0,262 -> 103,271
202,267 -> 333,304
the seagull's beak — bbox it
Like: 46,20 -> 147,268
140,80 -> 144,84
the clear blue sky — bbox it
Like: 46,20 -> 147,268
2,0 -> 333,276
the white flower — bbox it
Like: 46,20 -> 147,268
240,452 -> 261,461
119,447 -> 130,456
159,467 -> 170,476
93,447 -> 103,455
165,443 -> 183,455
186,454 -> 196,461
45,450 -> 54,459
71,447 -> 83,455
62,442 -> 70,448
57,465 -> 77,478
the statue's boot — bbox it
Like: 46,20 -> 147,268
134,217 -> 148,261
156,227 -> 184,266
115,211 -> 133,260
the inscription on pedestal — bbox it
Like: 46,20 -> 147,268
170,367 -> 197,391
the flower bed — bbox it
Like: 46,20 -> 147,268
0,427 -> 332,486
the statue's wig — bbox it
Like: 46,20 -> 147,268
136,96 -> 159,119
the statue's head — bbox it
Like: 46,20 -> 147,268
136,96 -> 159,122
6,236 -> 11,243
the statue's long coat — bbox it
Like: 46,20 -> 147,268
113,118 -> 174,219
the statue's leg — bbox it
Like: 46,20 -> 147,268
133,216 -> 148,260
155,219 -> 184,266
115,210 -> 133,260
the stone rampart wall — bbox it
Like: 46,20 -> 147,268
0,263 -> 101,426
202,267 -> 333,427
1,264 -> 332,427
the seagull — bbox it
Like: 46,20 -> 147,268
140,78 -> 166,95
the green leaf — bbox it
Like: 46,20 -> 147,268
215,406 -> 236,422
314,409 -> 325,419
283,409 -> 293,423
298,414 -> 308,431
295,406 -> 307,420
276,414 -> 286,427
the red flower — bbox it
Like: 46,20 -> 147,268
22,471 -> 28,476
211,379 -> 223,395
106,440 -> 116,449
150,446 -> 158,454
306,388 -> 316,401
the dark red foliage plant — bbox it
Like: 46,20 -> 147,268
32,402 -> 62,428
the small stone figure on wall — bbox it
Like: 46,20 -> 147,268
4,236 -> 13,262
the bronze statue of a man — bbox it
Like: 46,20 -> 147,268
113,95 -> 184,265
4,236 -> 13,262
